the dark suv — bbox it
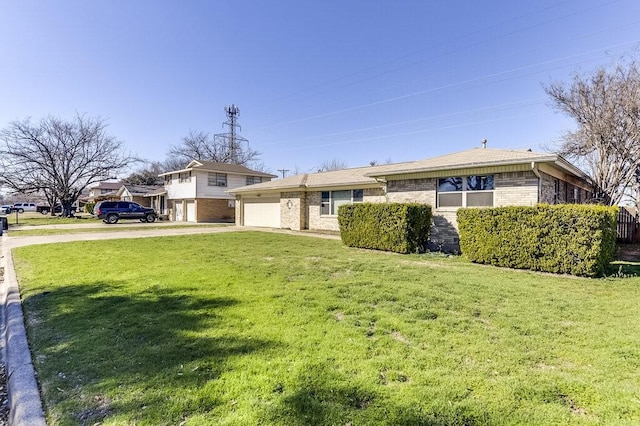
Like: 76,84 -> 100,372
95,201 -> 157,224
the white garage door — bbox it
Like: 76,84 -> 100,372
186,201 -> 196,222
244,198 -> 281,228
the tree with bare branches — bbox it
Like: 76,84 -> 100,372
317,158 -> 348,172
0,114 -> 137,216
169,105 -> 262,169
545,61 -> 640,206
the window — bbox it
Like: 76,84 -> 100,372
320,189 -> 365,215
246,176 -> 263,185
208,173 -> 227,187
437,175 -> 494,208
179,172 -> 191,183
164,174 -> 172,185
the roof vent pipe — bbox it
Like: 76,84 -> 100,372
481,139 -> 487,149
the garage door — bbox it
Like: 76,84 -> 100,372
244,198 -> 281,228
186,201 -> 196,222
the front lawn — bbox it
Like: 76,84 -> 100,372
5,212 -> 92,226
13,232 -> 640,425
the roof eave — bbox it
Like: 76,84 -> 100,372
366,156 -> 560,178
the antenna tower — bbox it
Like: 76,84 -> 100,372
214,104 -> 249,164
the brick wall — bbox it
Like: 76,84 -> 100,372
196,198 -> 235,223
280,192 -> 307,230
540,172 -> 564,204
306,189 -> 385,231
235,196 -> 242,224
386,178 -> 436,205
494,171 -> 539,206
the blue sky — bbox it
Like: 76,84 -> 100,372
1,0 -> 639,175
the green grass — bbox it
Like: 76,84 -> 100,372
13,232 -> 640,425
10,223 -> 228,236
5,212 -> 94,226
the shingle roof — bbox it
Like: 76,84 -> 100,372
159,160 -> 277,178
121,185 -> 164,195
229,148 -> 586,194
90,181 -> 123,190
366,148 -> 560,177
229,162 -> 411,194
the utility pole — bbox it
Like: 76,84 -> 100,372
277,169 -> 289,178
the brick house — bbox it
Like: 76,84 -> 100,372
160,160 -> 276,223
229,147 -> 593,249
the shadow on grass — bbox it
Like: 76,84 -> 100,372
265,362 -> 489,426
23,282 -> 275,424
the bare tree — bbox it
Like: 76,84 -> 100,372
0,114 -> 137,216
545,61 -> 640,206
169,106 -> 261,168
168,130 -> 261,167
317,158 -> 348,172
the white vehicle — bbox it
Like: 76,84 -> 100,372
12,202 -> 37,213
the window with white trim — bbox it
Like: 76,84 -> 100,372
437,175 -> 494,208
246,176 -> 263,185
208,173 -> 227,187
320,189 -> 364,215
164,174 -> 172,185
179,172 -> 191,183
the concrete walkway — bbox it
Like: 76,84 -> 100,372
0,223 -> 340,425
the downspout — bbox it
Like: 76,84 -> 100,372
531,162 -> 541,204
373,177 -> 388,202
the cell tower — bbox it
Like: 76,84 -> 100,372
214,104 -> 249,164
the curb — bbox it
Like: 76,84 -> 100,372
1,241 -> 47,425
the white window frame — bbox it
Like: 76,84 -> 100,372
208,173 -> 227,187
320,189 -> 364,216
246,176 -> 263,185
179,172 -> 191,183
436,175 -> 494,208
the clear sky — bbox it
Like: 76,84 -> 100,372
1,0 -> 639,176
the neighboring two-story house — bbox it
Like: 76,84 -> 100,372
159,160 -> 276,223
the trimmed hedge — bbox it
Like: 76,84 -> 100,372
338,203 -> 432,254
457,204 -> 618,277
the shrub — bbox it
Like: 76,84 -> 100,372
457,204 -> 618,277
84,202 -> 96,215
338,203 -> 432,254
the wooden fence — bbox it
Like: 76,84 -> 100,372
617,207 -> 639,243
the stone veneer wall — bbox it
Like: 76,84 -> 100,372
196,198 -> 235,222
280,192 -> 307,230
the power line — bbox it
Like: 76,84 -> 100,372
258,39 -> 640,130
254,0 -> 625,115
261,98 -> 546,146
278,111 -> 550,153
